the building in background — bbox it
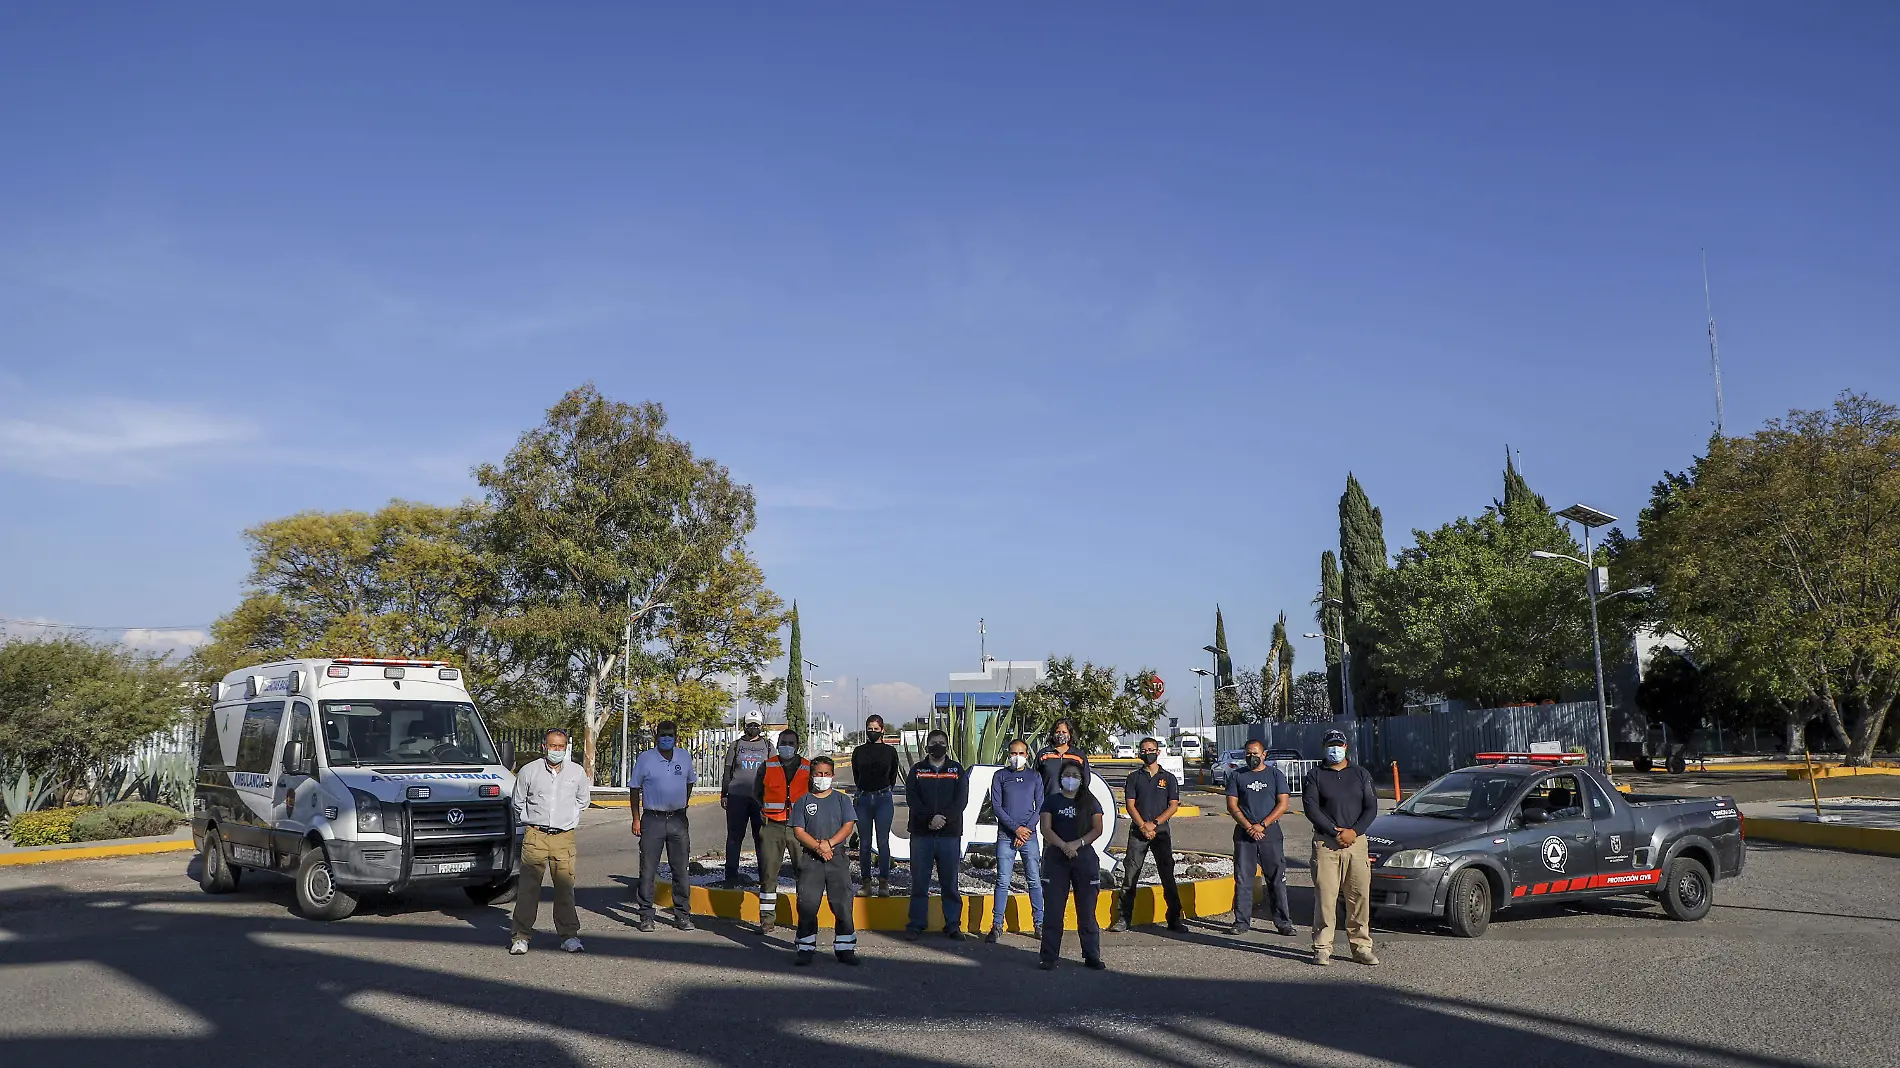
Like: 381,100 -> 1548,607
934,658 -> 1045,737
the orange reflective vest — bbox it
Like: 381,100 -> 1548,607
760,757 -> 811,822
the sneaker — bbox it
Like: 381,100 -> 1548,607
1351,947 -> 1381,966
637,917 -> 656,933
1085,958 -> 1107,971
984,927 -> 1000,944
674,913 -> 696,932
904,928 -> 923,941
857,882 -> 872,897
1229,920 -> 1249,936
560,937 -> 585,953
760,915 -> 776,935
878,877 -> 890,897
1107,917 -> 1130,933
1166,918 -> 1188,933
1037,959 -> 1055,971
944,929 -> 966,942
1028,925 -> 1042,940
508,938 -> 528,955
1312,949 -> 1331,967
794,950 -> 814,966
836,950 -> 860,966
1275,923 -> 1298,937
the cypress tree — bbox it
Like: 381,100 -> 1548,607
1316,550 -> 1344,717
1276,613 -> 1296,720
1501,447 -> 1545,514
785,601 -> 806,742
1339,473 -> 1393,716
1213,606 -> 1239,724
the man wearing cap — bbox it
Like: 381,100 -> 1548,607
720,711 -> 772,888
630,719 -> 697,933
1302,728 -> 1380,966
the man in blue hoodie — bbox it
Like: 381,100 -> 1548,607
985,737 -> 1046,942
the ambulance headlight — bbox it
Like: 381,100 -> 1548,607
350,788 -> 386,834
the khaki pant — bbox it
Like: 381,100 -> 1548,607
512,827 -> 579,941
1310,834 -> 1372,954
758,820 -> 799,919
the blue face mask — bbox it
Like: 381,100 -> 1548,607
1325,745 -> 1347,764
658,736 -> 676,750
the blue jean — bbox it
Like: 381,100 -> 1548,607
854,789 -> 894,881
907,833 -> 964,933
993,829 -> 1044,928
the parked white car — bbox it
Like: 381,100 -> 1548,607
1113,743 -> 1136,759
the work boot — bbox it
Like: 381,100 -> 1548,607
878,877 -> 890,897
1229,919 -> 1249,935
944,928 -> 966,942
984,927 -> 1000,944
857,881 -> 872,897
1351,946 -> 1381,966
1166,917 -> 1188,933
794,950 -> 814,966
1107,917 -> 1130,933
1028,925 -> 1042,941
1312,948 -> 1331,967
1037,958 -> 1055,971
760,913 -> 776,935
674,912 -> 696,932
1085,958 -> 1107,971
904,928 -> 923,941
836,950 -> 860,966
1275,923 -> 1298,937
637,916 -> 656,934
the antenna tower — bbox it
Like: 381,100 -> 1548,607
1702,249 -> 1725,436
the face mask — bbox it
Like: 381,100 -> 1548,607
866,729 -> 883,742
1325,746 -> 1347,764
812,775 -> 834,792
1008,754 -> 1029,771
777,745 -> 797,760
1247,754 -> 1264,769
545,748 -> 568,765
1053,732 -> 1070,746
1140,751 -> 1158,765
744,724 -> 761,738
1060,776 -> 1082,793
658,736 -> 676,750
927,743 -> 948,759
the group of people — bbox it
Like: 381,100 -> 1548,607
508,714 -> 1383,970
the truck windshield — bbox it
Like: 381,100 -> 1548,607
1395,771 -> 1524,820
319,700 -> 500,766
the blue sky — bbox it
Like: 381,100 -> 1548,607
3,4 -> 1897,727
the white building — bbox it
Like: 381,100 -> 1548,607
948,659 -> 1046,694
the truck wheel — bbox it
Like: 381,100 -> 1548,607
1634,755 -> 1653,773
1445,868 -> 1492,938
198,829 -> 241,894
1666,753 -> 1687,775
1660,856 -> 1712,921
464,875 -> 518,906
295,846 -> 359,921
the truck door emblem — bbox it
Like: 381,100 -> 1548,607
1609,835 -> 1622,853
447,809 -> 465,825
1541,836 -> 1568,873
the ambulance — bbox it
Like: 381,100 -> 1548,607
191,657 -> 520,920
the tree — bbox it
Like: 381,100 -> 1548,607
1315,550 -> 1344,718
1012,656 -> 1165,753
1340,474 -> 1401,715
1212,607 -> 1240,724
1363,481 -> 1603,708
784,603 -> 805,741
1274,613 -> 1296,719
0,637 -> 194,794
478,385 -> 764,780
1621,393 -> 1900,764
1289,671 -> 1333,722
630,548 -> 785,735
1501,447 -> 1544,512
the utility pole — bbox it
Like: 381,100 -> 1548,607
979,617 -> 986,672
1703,249 -> 1725,437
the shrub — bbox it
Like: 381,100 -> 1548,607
8,806 -> 95,847
69,801 -> 187,843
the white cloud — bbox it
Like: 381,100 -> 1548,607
0,618 -> 208,657
120,628 -> 210,656
0,392 -> 257,484
862,681 -> 930,721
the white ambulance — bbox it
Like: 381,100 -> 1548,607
191,657 -> 520,920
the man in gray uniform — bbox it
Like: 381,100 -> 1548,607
789,755 -> 859,966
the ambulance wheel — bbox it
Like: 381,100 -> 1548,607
1660,856 -> 1712,922
465,875 -> 518,906
199,829 -> 241,894
1444,868 -> 1492,938
295,846 -> 358,921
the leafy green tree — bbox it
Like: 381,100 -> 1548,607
1501,448 -> 1544,512
0,637 -> 194,795
1340,474 -> 1401,715
1315,550 -> 1344,717
1289,671 -> 1332,722
628,549 -> 785,735
1212,607 -> 1240,724
1013,656 -> 1165,753
1620,393 -> 1900,764
477,385 -> 766,779
784,602 -> 805,741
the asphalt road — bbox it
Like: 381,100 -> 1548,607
3,798 -> 1898,1068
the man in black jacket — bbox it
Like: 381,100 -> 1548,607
1302,728 -> 1379,967
903,728 -> 969,940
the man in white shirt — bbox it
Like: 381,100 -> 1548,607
630,719 -> 698,932
509,728 -> 592,954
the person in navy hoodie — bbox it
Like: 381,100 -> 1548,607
985,737 -> 1046,941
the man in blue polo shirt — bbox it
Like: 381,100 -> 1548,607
1226,738 -> 1295,936
630,719 -> 697,933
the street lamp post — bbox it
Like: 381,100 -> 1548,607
1302,632 -> 1355,721
1191,668 -> 1213,744
1533,503 -> 1619,776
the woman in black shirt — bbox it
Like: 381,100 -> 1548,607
1037,767 -> 1106,970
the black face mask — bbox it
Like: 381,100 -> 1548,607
927,743 -> 948,759
1140,751 -> 1159,765
743,725 -> 761,738
1247,755 -> 1264,769
865,730 -> 883,742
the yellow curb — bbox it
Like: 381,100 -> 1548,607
0,838 -> 196,867
654,875 -> 1248,930
1785,765 -> 1900,781
1745,817 -> 1900,857
591,794 -> 723,810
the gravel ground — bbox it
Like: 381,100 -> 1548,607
2,800 -> 1897,1068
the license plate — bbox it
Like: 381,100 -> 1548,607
432,861 -> 474,874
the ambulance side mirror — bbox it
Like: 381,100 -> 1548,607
498,741 -> 515,768
282,740 -> 312,777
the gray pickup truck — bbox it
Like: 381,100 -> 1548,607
1364,761 -> 1743,937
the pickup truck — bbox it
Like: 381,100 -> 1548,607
1363,761 -> 1743,937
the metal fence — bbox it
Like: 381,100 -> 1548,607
490,727 -> 733,788
1213,701 -> 1606,784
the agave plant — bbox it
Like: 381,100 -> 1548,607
0,763 -> 61,841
